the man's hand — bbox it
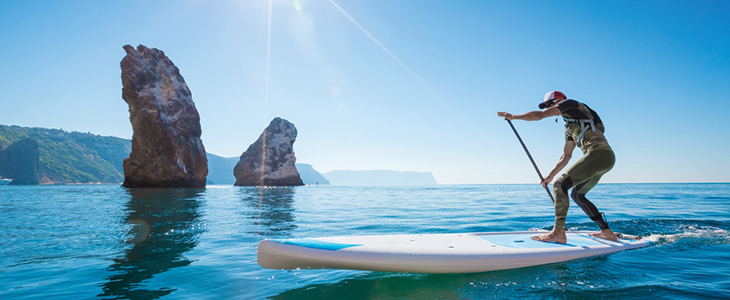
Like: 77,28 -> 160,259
541,175 -> 554,189
497,111 -> 513,120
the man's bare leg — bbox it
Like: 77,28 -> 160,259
531,227 -> 567,244
589,228 -> 618,242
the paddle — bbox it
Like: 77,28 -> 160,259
504,118 -> 555,204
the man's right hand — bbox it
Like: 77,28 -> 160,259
541,175 -> 554,189
497,111 -> 513,120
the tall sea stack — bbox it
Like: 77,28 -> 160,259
120,44 -> 208,188
234,117 -> 304,186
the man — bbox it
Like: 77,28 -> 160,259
497,91 -> 617,244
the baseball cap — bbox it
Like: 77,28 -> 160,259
539,91 -> 566,109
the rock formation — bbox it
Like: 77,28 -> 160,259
234,117 -> 304,186
0,138 -> 40,185
120,44 -> 208,188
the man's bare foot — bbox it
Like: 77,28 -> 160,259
531,228 -> 567,244
589,229 -> 618,242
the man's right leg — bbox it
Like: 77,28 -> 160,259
531,174 -> 572,244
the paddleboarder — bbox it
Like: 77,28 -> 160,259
497,91 -> 617,244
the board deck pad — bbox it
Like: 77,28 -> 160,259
258,231 -> 651,274
482,233 -> 616,249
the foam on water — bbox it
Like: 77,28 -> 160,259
645,225 -> 730,246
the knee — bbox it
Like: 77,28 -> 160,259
554,174 -> 573,195
571,189 -> 587,204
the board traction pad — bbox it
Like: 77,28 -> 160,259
481,233 -> 619,249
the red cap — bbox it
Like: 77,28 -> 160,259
539,91 -> 566,109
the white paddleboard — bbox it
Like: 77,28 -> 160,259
257,231 -> 651,274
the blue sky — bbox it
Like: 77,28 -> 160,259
1,0 -> 728,184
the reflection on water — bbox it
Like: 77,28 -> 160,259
238,187 -> 297,237
271,273 -> 463,300
98,188 -> 205,299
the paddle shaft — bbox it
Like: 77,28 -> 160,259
505,118 -> 555,204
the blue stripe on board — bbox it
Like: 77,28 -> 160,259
280,239 -> 363,251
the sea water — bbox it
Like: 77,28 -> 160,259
0,183 -> 728,299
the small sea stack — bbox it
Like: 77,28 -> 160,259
234,117 -> 304,186
120,44 -> 208,188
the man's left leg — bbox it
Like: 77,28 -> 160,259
572,180 -> 617,241
569,150 -> 616,241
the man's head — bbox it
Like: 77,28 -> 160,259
539,91 -> 567,109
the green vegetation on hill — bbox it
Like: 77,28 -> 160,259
0,125 -> 131,184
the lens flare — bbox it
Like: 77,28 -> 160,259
294,0 -> 303,14
126,219 -> 150,244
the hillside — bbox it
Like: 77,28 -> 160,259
0,125 -> 129,184
206,154 -> 238,185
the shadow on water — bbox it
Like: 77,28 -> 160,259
238,187 -> 298,238
97,188 -> 205,299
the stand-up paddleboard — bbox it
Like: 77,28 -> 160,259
258,231 -> 651,274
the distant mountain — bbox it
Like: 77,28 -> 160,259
296,163 -> 330,185
0,125 -> 129,184
206,153 -> 238,185
324,170 -> 437,186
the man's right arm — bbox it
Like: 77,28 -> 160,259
541,140 -> 576,188
498,106 -> 561,121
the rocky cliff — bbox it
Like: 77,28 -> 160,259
234,118 -> 304,186
120,44 -> 208,188
0,138 -> 40,185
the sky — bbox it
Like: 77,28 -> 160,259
1,0 -> 729,184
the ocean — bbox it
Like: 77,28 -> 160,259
0,183 -> 728,299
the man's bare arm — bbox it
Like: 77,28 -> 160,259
497,106 -> 561,121
541,140 -> 576,188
